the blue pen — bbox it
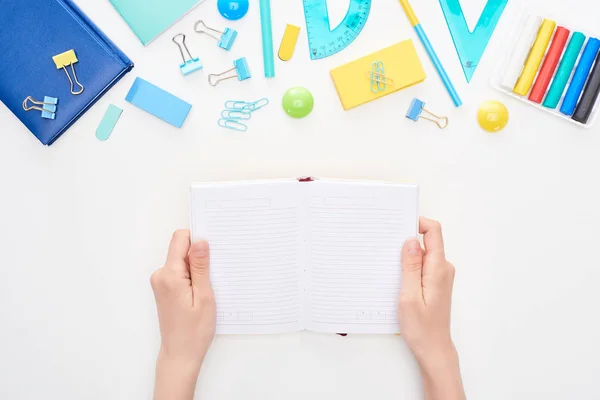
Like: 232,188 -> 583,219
398,0 -> 462,107
259,0 -> 275,78
560,38 -> 600,116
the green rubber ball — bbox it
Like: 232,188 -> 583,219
282,87 -> 314,119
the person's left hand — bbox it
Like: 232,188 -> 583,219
151,230 -> 216,400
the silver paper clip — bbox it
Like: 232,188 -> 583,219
172,34 -> 203,76
52,49 -> 84,95
22,96 -> 58,119
208,58 -> 251,86
194,20 -> 238,50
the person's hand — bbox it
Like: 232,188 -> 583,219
151,230 -> 216,400
398,217 -> 465,400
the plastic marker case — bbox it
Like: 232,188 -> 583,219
492,11 -> 600,128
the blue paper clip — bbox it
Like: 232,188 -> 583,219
172,34 -> 203,76
218,118 -> 248,132
22,96 -> 58,120
209,58 -> 251,86
221,109 -> 252,120
406,98 -> 448,129
369,61 -> 392,93
224,98 -> 269,111
194,20 -> 238,51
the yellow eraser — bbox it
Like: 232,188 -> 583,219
278,24 -> 301,61
52,49 -> 78,69
330,40 -> 426,110
513,19 -> 556,96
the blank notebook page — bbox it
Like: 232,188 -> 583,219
306,180 -> 419,334
191,182 -> 307,334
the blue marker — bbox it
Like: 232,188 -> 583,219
259,0 -> 275,78
560,38 -> 600,116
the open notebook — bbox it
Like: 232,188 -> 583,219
190,179 -> 419,334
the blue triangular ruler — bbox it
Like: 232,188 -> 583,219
438,0 -> 508,82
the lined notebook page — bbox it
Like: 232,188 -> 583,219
190,181 -> 307,334
306,180 -> 419,334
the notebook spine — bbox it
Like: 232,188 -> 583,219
58,0 -> 133,67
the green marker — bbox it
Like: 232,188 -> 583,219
543,32 -> 587,109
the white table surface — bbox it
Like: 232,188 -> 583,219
2,0 -> 600,399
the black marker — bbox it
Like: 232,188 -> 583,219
572,49 -> 600,124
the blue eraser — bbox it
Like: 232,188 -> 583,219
235,57 -> 251,81
125,77 -> 192,128
560,38 -> 600,116
41,96 -> 58,119
406,98 -> 425,121
180,58 -> 203,76
219,28 -> 238,50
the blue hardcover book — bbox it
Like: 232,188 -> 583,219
0,0 -> 134,146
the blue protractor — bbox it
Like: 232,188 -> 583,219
302,0 -> 371,60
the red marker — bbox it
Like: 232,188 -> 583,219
529,27 -> 570,104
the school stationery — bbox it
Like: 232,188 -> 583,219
543,32 -> 586,109
282,87 -> 314,118
438,0 -> 508,82
500,15 -> 543,90
218,0 -> 249,20
330,40 -> 426,111
477,100 -> 509,132
493,13 -> 600,128
0,0 -> 133,145
572,50 -> 600,124
302,0 -> 371,60
560,38 -> 600,116
96,104 -> 123,141
279,24 -> 301,61
406,98 -> 448,129
125,78 -> 191,128
218,98 -> 269,132
190,178 -> 419,334
109,0 -> 201,45
259,0 -> 275,77
52,49 -> 84,95
194,21 -> 238,51
529,27 -> 570,104
513,19 -> 556,96
22,96 -> 58,120
208,58 -> 251,86
173,34 -> 203,75
398,0 -> 462,107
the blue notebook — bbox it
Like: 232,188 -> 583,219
0,0 -> 134,146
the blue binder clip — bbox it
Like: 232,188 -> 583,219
406,98 -> 448,129
209,58 -> 251,86
194,20 -> 238,51
172,34 -> 203,76
22,96 -> 58,120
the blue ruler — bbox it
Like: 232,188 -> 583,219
302,0 -> 371,60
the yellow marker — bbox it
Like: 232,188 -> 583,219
278,24 -> 300,61
513,19 -> 556,96
478,100 -> 509,132
330,40 -> 426,110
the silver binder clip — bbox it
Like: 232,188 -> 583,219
22,96 -> 58,119
52,49 -> 84,95
194,20 -> 238,50
172,34 -> 203,76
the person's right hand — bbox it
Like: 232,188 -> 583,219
398,217 -> 465,400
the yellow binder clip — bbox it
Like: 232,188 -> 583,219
52,49 -> 84,95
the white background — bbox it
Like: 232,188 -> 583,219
1,0 -> 599,398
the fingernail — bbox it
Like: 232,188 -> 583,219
406,238 -> 421,254
192,241 -> 209,257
